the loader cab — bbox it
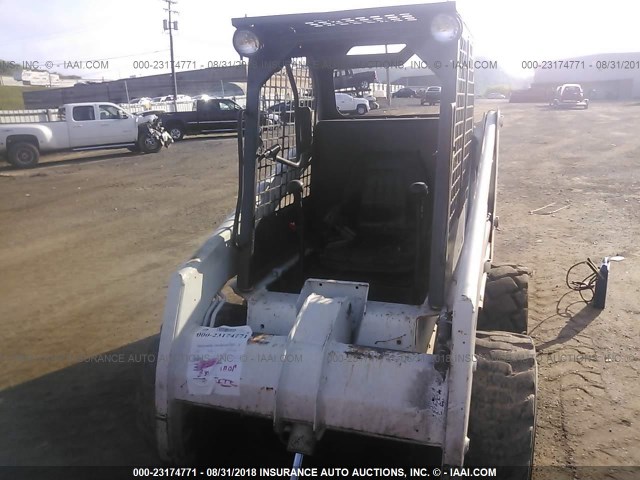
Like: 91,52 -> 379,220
232,3 -> 476,309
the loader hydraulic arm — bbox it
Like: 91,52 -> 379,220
442,110 -> 500,466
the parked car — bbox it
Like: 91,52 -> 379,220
166,94 -> 193,102
129,97 -> 152,105
0,102 -> 165,168
485,92 -> 507,99
268,101 -> 296,123
392,87 -> 417,98
420,86 -> 441,106
161,98 -> 278,141
151,95 -> 170,103
550,84 -> 589,109
335,93 -> 369,115
333,69 -> 377,91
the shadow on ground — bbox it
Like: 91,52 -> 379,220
1,336 -> 441,471
0,337 -> 160,467
536,296 -> 601,352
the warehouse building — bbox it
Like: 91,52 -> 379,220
22,65 -> 247,108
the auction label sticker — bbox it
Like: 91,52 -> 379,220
187,325 -> 252,396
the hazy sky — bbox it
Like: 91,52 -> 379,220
1,0 -> 639,80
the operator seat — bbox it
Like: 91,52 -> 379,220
318,150 -> 428,274
310,118 -> 437,301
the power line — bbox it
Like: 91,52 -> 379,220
163,0 -> 180,109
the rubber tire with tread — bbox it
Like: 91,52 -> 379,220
8,142 -> 40,168
466,330 -> 537,479
478,264 -> 530,334
138,132 -> 162,153
167,124 -> 185,141
356,105 -> 367,115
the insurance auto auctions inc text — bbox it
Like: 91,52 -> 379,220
254,466 -> 496,477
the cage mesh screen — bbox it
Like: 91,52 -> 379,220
255,58 -> 314,220
304,13 -> 417,28
449,37 -> 475,224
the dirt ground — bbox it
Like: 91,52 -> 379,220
1,100 -> 639,473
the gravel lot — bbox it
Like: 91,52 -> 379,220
1,100 -> 639,474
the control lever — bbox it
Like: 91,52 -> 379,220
289,180 -> 305,281
410,182 -> 429,304
259,143 -> 309,169
258,144 -> 282,162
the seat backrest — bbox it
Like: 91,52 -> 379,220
312,117 -> 438,230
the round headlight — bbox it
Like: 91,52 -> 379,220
233,29 -> 261,56
430,14 -> 463,43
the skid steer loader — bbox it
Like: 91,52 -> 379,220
142,2 -> 537,477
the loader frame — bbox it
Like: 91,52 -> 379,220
154,2 -> 501,468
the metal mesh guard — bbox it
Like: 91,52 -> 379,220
255,59 -> 314,220
304,12 -> 417,28
449,37 -> 475,223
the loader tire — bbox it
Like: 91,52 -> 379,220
466,331 -> 537,479
478,264 -> 530,334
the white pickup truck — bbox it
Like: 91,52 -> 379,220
335,93 -> 370,115
0,102 -> 162,168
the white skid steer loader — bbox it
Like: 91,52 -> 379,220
140,3 -> 537,478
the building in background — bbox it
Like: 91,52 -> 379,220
370,57 -> 528,95
372,66 -> 439,89
20,70 -> 58,86
22,65 -> 247,108
0,70 -> 78,88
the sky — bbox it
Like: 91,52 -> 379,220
1,0 -> 639,81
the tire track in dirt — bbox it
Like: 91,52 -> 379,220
496,102 -> 640,469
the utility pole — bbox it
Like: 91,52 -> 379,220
124,79 -> 131,104
385,44 -> 392,107
163,0 -> 179,111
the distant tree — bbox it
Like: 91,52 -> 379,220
0,59 -> 23,76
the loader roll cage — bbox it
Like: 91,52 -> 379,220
233,2 -> 476,309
